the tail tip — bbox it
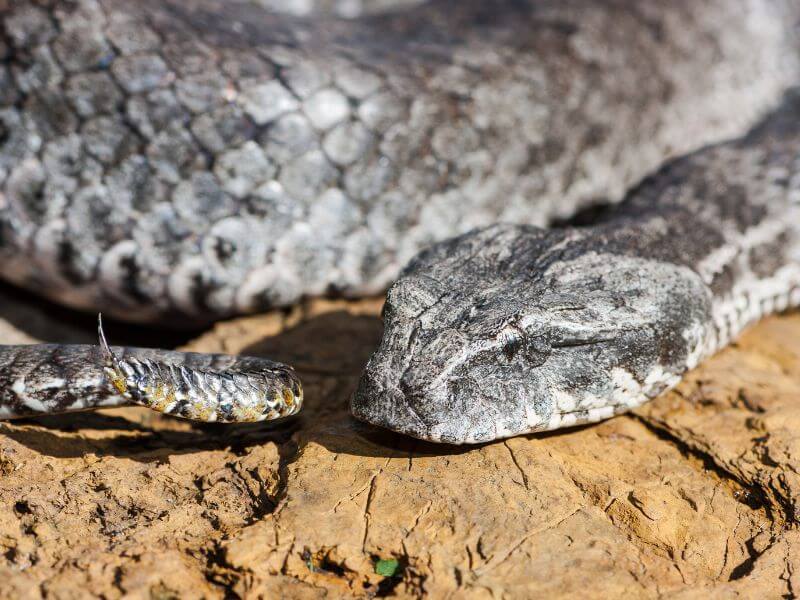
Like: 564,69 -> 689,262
97,313 -> 115,362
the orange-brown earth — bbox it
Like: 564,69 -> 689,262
0,287 -> 798,599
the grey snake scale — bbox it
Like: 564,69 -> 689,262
0,0 -> 799,440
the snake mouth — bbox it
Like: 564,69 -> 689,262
351,385 -> 529,445
351,384 -> 427,440
352,357 -> 523,445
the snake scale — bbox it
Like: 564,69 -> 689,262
0,0 -> 799,442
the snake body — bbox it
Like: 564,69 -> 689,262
353,92 -> 800,443
0,0 -> 799,436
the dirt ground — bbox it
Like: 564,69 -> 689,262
0,286 -> 798,599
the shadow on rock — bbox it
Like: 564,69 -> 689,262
241,309 -> 385,376
0,415 -> 301,461
298,408 -> 594,460
238,308 -> 467,459
0,281 -> 201,346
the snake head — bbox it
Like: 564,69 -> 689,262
352,224 -> 713,444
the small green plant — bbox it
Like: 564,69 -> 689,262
374,557 -> 400,577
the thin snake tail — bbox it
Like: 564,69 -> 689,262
96,317 -> 303,423
97,313 -> 121,371
0,318 -> 303,422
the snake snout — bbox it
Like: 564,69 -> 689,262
352,324 -> 553,444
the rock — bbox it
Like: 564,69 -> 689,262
0,284 -> 798,598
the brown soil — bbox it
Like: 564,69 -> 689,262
0,289 -> 798,599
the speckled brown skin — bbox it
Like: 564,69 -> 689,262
1,0 -> 800,426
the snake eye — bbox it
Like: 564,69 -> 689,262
497,327 -> 551,366
498,328 -> 523,361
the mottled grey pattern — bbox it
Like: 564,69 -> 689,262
253,0 -> 426,18
352,92 -> 800,443
0,0 -> 799,430
1,0 -> 798,322
0,314 -> 301,420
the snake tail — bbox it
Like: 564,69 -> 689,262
0,316 -> 302,422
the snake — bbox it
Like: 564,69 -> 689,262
0,0 -> 799,440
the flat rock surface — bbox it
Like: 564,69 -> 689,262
0,285 -> 798,598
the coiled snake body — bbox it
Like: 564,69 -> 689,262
0,0 -> 799,442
